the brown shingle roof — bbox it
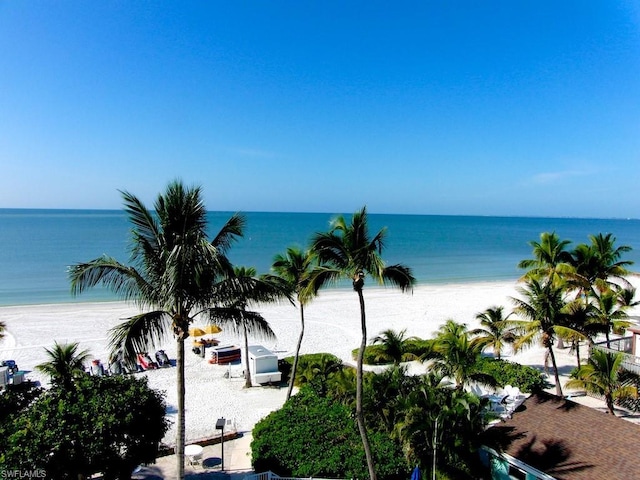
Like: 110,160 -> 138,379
481,392 -> 640,480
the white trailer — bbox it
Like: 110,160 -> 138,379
248,345 -> 281,385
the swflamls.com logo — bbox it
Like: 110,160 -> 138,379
0,470 -> 46,479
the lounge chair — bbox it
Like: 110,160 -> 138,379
137,353 -> 158,370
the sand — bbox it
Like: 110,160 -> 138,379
2,280 -> 639,445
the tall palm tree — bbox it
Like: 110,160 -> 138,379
69,181 -> 250,479
271,247 -> 316,400
308,206 -> 415,480
511,277 -> 576,397
470,306 -> 517,360
518,232 -> 574,349
371,328 -> 418,365
36,341 -> 91,390
565,349 -> 638,415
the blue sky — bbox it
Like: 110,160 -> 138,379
1,2 -> 639,218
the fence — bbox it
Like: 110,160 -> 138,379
244,471 -> 348,480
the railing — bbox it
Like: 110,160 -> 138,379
481,446 -> 557,480
593,336 -> 633,353
591,343 -> 640,375
244,471 -> 348,480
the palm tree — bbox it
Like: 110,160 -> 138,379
565,349 -> 638,415
212,266 -> 282,388
562,298 -> 597,367
586,233 -> 634,285
518,232 -> 574,284
69,181 -> 252,479
511,277 -> 577,397
570,233 -> 634,304
271,247 -> 316,400
589,283 -> 634,348
0,320 -> 5,340
470,306 -> 517,360
426,320 -> 497,390
294,353 -> 344,396
371,328 -> 418,365
308,206 -> 415,480
36,341 -> 91,390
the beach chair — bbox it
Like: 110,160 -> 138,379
137,353 -> 158,370
155,350 -> 170,367
90,359 -> 105,376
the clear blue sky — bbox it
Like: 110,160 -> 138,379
1,2 -> 639,218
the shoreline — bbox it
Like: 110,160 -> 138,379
2,279 -> 639,445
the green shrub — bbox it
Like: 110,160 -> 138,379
252,386 -> 409,479
475,357 -> 547,392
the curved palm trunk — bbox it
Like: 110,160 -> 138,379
355,286 -> 377,480
287,304 -> 305,401
605,393 -> 616,415
547,344 -> 563,397
176,336 -> 186,479
244,323 -> 252,388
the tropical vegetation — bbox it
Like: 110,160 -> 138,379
35,341 -> 91,390
1,344 -> 167,480
307,206 -> 415,480
423,320 -> 498,391
68,180 -> 284,479
471,306 -> 517,360
512,231 -> 635,398
270,246 -> 316,400
565,349 -> 639,415
253,355 -> 489,479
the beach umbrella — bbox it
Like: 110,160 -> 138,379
203,324 -> 222,335
189,327 -> 206,337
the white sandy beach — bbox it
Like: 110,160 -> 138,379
2,280 -> 639,446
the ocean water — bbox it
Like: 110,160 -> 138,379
1,209 -> 640,306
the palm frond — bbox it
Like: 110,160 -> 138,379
69,256 -> 153,304
108,311 -> 172,366
380,264 -> 415,292
210,212 -> 246,254
205,308 -> 276,341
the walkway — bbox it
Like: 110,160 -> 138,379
133,432 -> 254,480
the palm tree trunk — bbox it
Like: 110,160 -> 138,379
356,287 -> 377,480
547,345 -> 563,397
244,323 -> 252,388
287,305 -> 305,401
606,393 -> 616,415
176,336 -> 186,479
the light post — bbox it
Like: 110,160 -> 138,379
216,418 -> 225,471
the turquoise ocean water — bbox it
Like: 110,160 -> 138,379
1,209 -> 640,306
